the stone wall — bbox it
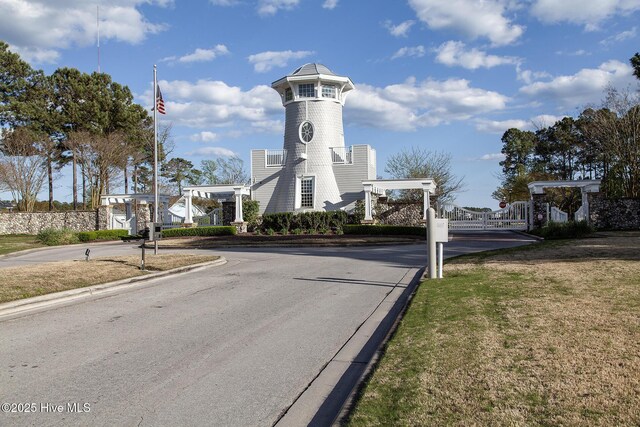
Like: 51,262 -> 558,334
588,193 -> 640,230
0,210 -> 104,235
375,202 -> 424,226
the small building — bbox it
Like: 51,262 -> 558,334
251,63 -> 376,215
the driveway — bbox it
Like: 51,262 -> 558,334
0,231 -> 537,426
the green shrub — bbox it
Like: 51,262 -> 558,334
265,228 -> 275,236
243,199 -> 260,225
343,224 -> 426,237
78,229 -> 129,242
292,228 -> 303,235
37,228 -> 80,246
262,210 -> 350,234
161,226 -> 237,238
77,231 -> 98,242
530,221 -> 594,240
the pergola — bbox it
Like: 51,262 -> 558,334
182,184 -> 251,224
527,179 -> 601,222
100,193 -> 172,232
362,178 -> 437,222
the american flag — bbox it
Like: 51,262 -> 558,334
156,86 -> 166,115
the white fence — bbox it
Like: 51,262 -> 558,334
549,206 -> 568,223
437,201 -> 530,230
330,146 -> 353,164
266,150 -> 287,167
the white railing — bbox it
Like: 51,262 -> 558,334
331,146 -> 353,164
438,201 -> 530,230
550,206 -> 568,223
266,149 -> 287,167
575,205 -> 587,222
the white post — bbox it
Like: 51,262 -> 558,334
234,188 -> 244,223
363,184 -> 373,222
427,207 -> 437,279
153,65 -> 159,255
423,189 -> 430,220
184,190 -> 193,224
438,242 -> 443,279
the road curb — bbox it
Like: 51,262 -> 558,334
0,257 -> 227,320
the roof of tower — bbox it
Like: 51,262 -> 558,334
271,63 -> 354,92
290,63 -> 336,77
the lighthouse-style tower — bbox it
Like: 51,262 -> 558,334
268,63 -> 355,212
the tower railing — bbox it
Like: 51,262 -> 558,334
266,149 -> 287,167
331,146 -> 353,164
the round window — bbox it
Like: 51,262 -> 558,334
299,121 -> 314,143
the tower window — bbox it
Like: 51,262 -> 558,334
322,85 -> 336,98
284,88 -> 293,102
298,83 -> 315,98
300,177 -> 314,208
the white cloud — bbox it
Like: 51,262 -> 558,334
384,20 -> 415,37
185,147 -> 236,157
345,77 -> 509,131
531,0 -> 640,30
516,64 -> 552,84
247,50 -> 314,73
435,41 -> 518,69
141,79 -> 282,131
475,114 -> 564,134
408,0 -> 524,46
178,45 -> 230,63
391,46 -> 425,60
0,0 -> 167,64
257,0 -> 300,16
601,27 -> 637,45
190,131 -> 219,142
8,44 -> 59,63
519,60 -> 636,108
322,0 -> 338,10
478,153 -> 505,161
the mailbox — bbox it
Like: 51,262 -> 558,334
434,218 -> 449,242
153,222 -> 162,240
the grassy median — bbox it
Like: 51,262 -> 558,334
0,234 -> 44,256
348,231 -> 640,426
0,254 -> 219,304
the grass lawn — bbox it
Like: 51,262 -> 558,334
0,254 -> 219,304
348,231 -> 640,426
0,234 -> 45,256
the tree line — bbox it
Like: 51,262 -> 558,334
0,41 -> 247,212
494,53 -> 640,213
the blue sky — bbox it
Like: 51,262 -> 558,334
1,0 -> 639,208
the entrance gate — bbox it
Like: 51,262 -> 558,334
437,201 -> 530,230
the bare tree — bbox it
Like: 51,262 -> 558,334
581,87 -> 640,198
0,127 -> 48,211
385,147 -> 465,204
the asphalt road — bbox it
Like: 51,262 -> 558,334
0,231 -> 537,426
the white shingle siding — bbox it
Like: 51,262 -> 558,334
251,63 -> 375,215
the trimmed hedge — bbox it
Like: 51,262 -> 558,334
37,228 -> 79,246
343,224 -> 426,237
77,229 -> 129,242
261,211 -> 351,233
161,226 -> 237,237
530,220 -> 594,240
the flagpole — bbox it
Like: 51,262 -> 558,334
153,64 -> 159,255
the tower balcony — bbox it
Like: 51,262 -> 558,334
265,149 -> 287,167
331,146 -> 353,164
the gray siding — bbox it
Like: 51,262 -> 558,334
251,150 -> 283,214
333,145 -> 376,211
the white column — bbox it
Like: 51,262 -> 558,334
234,188 -> 244,223
162,200 -> 169,225
363,184 -> 373,221
184,190 -> 193,224
422,189 -> 430,220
